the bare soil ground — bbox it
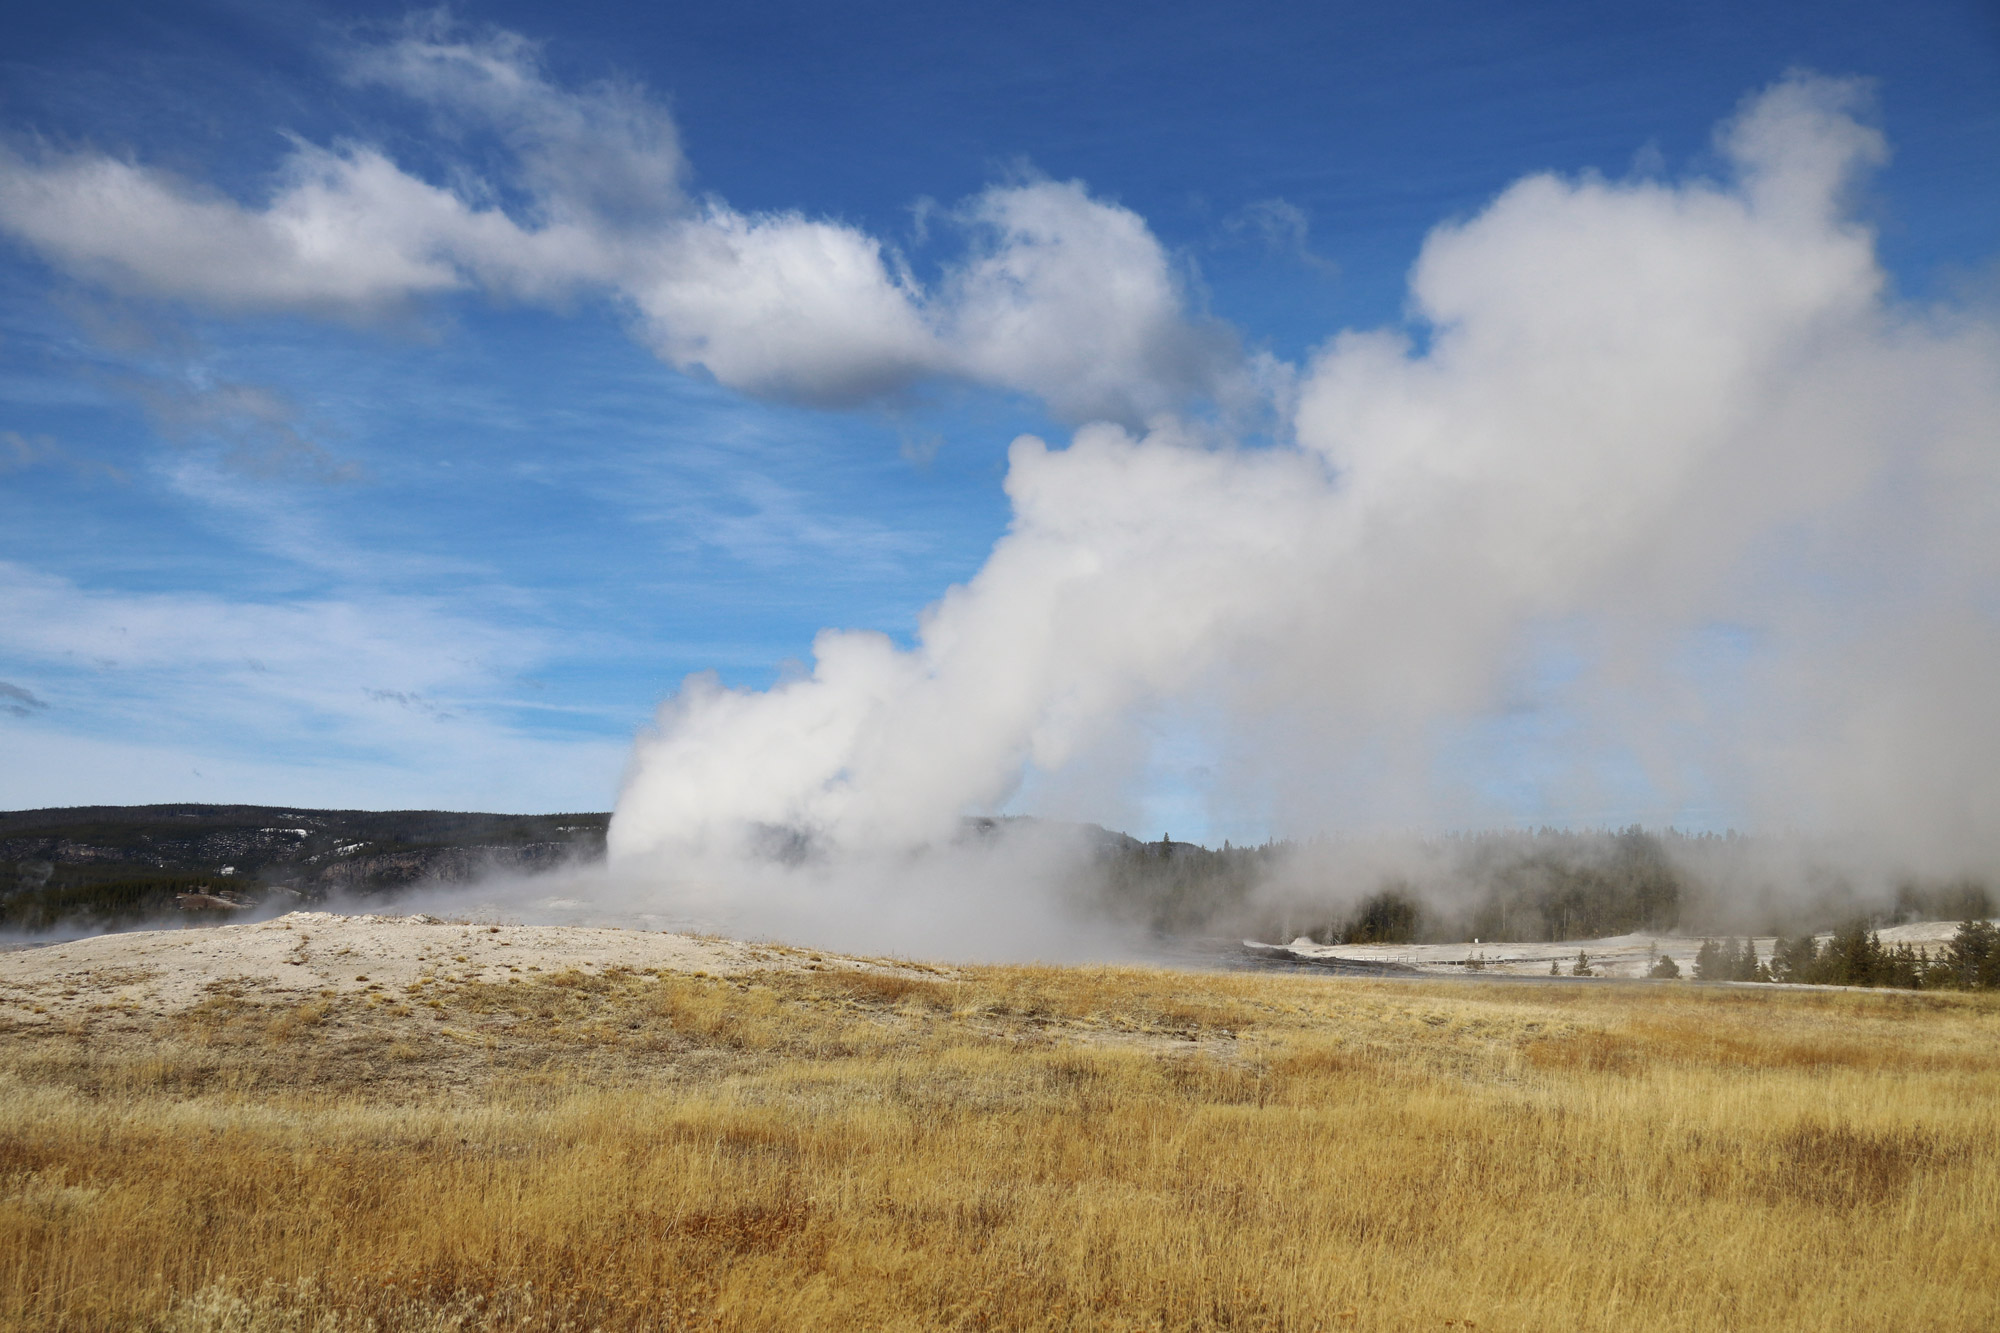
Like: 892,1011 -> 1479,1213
1251,920 -> 1974,977
0,911 -> 931,1026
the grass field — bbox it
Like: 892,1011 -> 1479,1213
3,954 -> 1997,1331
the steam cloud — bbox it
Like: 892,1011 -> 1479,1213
611,75 -> 2000,921
4,27 -> 1995,951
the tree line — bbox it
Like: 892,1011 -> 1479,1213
1678,920 -> 2000,990
1087,825 -> 1998,962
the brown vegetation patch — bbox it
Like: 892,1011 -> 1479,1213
1521,1027 -> 1643,1074
1622,1014 -> 1994,1075
671,1199 -> 815,1253
1762,1121 -> 1944,1207
809,968 -> 957,1010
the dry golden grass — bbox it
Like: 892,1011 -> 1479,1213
3,959 -> 1998,1331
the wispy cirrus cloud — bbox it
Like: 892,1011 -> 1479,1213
0,556 -> 634,808
0,680 -> 48,717
0,429 -> 127,483
1222,197 -> 1340,277
124,376 -> 362,483
0,559 -> 530,748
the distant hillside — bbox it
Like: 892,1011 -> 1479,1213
1,805 -> 607,933
8,805 -> 1991,945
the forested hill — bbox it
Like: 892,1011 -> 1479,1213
6,806 -> 1993,946
1,805 -> 608,933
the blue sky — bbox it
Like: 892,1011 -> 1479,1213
1,0 -> 1996,828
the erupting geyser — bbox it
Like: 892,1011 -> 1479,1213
611,76 -> 2000,916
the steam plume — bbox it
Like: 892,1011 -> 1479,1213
611,76 -> 2000,915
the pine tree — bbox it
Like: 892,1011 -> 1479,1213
1882,943 -> 1926,990
1649,953 -> 1681,979
1947,919 -> 1998,990
1835,924 -> 1878,986
1770,934 -> 1817,985
1571,951 -> 1593,978
1693,938 -> 1723,981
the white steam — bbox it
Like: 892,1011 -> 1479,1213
612,76 -> 2000,902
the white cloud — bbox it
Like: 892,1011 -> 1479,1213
628,205 -> 941,404
0,141 -> 614,314
0,21 -> 1230,423
344,18 -> 688,231
946,180 -> 1242,423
